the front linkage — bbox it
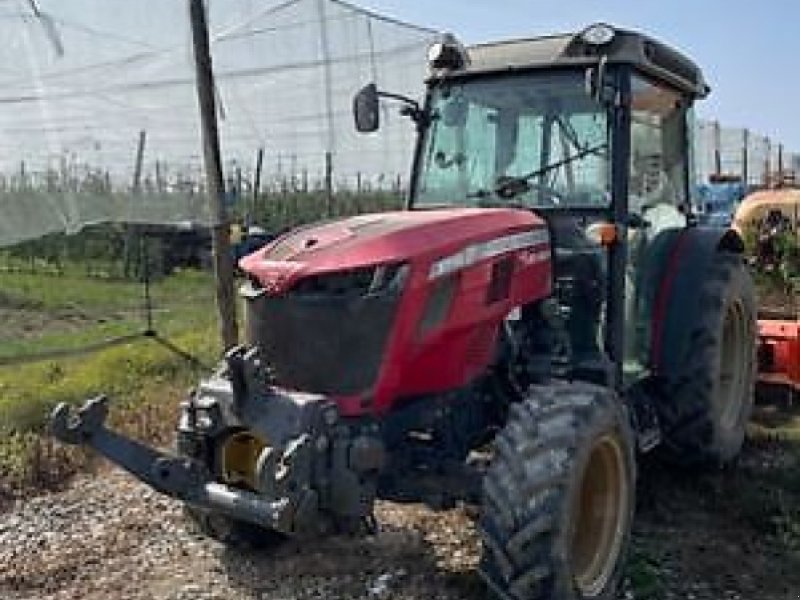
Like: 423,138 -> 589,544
50,346 -> 385,538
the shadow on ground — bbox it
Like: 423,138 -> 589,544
218,516 -> 485,600
628,393 -> 800,600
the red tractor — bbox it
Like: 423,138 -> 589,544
52,24 -> 757,600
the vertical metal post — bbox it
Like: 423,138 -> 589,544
742,129 -> 749,186
764,137 -> 772,186
713,120 -> 721,177
126,130 -> 147,279
778,143 -> 784,185
188,0 -> 238,351
325,151 -> 334,217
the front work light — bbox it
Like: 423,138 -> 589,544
427,34 -> 469,71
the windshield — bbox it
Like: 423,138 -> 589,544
414,72 -> 611,209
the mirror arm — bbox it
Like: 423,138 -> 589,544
376,91 -> 428,127
586,55 -> 614,105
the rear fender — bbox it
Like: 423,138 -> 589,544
638,226 -> 745,376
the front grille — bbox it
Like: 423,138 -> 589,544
245,276 -> 402,396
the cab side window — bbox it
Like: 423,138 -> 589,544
629,76 -> 689,220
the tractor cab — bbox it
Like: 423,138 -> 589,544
357,23 -> 708,389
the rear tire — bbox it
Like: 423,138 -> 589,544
658,252 -> 757,465
480,382 -> 636,600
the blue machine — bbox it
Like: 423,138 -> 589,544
695,180 -> 748,227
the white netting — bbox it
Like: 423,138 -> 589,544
0,0 -> 437,247
3,2 -> 798,249
694,120 -> 798,185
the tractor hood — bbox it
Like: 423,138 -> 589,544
239,208 -> 546,294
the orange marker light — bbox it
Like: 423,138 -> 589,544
586,222 -> 619,246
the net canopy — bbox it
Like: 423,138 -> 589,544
0,0 -> 437,247
3,1 -> 799,250
694,120 -> 799,186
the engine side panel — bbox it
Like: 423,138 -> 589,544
239,208 -> 552,417
364,236 -> 551,414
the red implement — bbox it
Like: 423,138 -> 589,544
758,319 -> 800,390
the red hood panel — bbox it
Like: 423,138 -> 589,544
240,208 -> 547,293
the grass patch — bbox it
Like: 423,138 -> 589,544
625,549 -> 664,599
0,326 -> 221,506
0,269 -> 216,361
0,327 -> 218,433
734,399 -> 800,551
0,268 -> 225,504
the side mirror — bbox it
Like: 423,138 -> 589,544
354,83 -> 380,133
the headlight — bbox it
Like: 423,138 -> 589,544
290,263 -> 409,297
580,23 -> 616,47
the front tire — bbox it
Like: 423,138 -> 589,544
480,382 -> 636,600
177,428 -> 286,549
183,505 -> 285,549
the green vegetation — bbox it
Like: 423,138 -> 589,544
0,327 -> 218,432
0,268 -> 215,362
625,550 -> 664,599
253,189 -> 403,232
741,222 -> 799,314
0,188 -> 402,501
742,405 -> 800,553
0,267 -> 221,499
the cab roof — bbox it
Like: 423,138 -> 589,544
441,26 -> 709,99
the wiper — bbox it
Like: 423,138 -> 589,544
494,141 -> 608,199
462,189 -> 528,210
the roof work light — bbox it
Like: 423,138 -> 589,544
579,23 -> 616,47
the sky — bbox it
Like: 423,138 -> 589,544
358,0 -> 800,151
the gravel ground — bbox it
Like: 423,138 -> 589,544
0,467 -> 483,600
2,449 -> 799,600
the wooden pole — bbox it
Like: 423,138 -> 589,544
155,160 -> 164,192
132,129 -> 146,193
188,0 -> 238,351
125,130 -> 147,278
253,146 -> 264,219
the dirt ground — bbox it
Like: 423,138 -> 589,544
1,274 -> 798,599
1,399 -> 799,600
757,283 -> 797,318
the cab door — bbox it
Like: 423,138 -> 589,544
624,75 -> 692,376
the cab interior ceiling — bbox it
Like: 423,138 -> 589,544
441,85 -> 600,114
440,70 -> 687,114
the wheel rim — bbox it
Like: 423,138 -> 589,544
717,299 -> 750,430
571,433 -> 629,597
